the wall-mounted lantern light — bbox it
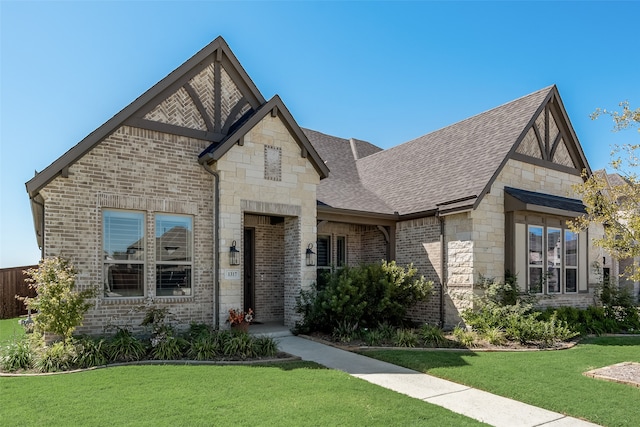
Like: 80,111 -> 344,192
229,240 -> 240,265
305,243 -> 316,266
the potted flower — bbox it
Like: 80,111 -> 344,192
227,308 -> 253,332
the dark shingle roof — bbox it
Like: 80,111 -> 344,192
354,86 -> 553,215
303,128 -> 395,214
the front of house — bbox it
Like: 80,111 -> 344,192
26,37 -> 602,334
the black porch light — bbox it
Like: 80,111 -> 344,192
305,243 -> 316,266
229,240 -> 240,265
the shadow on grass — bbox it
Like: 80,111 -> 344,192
358,348 -> 479,372
248,360 -> 329,371
579,335 -> 640,347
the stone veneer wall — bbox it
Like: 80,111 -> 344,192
215,114 -> 319,328
244,214 -> 284,322
437,159 -> 602,326
40,126 -> 215,334
442,212 -> 475,327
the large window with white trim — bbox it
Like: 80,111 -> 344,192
527,224 -> 578,294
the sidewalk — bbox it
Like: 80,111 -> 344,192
273,334 -> 599,427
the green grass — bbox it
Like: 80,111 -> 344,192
363,336 -> 640,427
0,363 -> 487,426
0,317 -> 26,344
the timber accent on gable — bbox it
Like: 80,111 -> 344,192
473,86 -> 591,212
26,36 -> 265,198
511,88 -> 589,176
124,46 -> 261,143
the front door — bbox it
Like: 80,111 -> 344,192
243,228 -> 255,312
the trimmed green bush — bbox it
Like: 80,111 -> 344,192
296,261 -> 432,334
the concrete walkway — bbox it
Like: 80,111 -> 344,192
250,325 -> 599,427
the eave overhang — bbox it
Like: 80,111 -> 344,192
317,204 -> 397,226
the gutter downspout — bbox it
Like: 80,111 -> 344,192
31,197 -> 44,260
438,214 -> 446,329
201,162 -> 221,329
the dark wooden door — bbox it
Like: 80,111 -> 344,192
243,228 -> 255,312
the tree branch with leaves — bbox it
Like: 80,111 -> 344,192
572,101 -> 640,282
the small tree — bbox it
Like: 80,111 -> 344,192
22,257 -> 96,342
572,102 -> 640,282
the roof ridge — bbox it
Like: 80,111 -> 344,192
359,85 -> 555,163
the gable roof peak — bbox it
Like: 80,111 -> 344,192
354,85 -> 563,215
26,35 -> 265,198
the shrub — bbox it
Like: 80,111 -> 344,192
481,327 -> 506,346
296,261 -> 432,334
150,334 -> 186,360
107,328 -> 147,362
394,328 -> 418,347
461,276 -> 579,346
253,336 -> 278,357
0,338 -> 34,372
332,320 -> 360,343
36,341 -> 77,372
362,328 -> 385,346
22,257 -> 97,341
187,331 -> 220,361
73,336 -> 108,368
453,325 -> 476,347
222,332 -> 256,360
188,322 -> 212,340
419,323 -> 447,347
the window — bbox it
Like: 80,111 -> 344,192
103,210 -> 193,298
316,235 -> 331,289
103,210 -> 145,297
547,228 -> 561,293
565,230 -> 578,293
317,236 -> 330,268
528,226 -> 543,294
526,224 -> 578,294
336,236 -> 346,267
155,214 -> 193,296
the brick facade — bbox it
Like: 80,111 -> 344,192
395,217 -> 442,324
29,39 -> 602,335
316,222 -> 388,267
244,214 -> 284,323
41,126 -> 215,334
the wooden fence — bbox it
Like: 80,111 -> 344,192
0,265 -> 38,319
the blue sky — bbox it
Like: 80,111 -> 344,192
1,1 -> 639,268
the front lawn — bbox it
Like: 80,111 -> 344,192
0,363 -> 487,426
0,317 -> 26,344
363,336 -> 640,427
